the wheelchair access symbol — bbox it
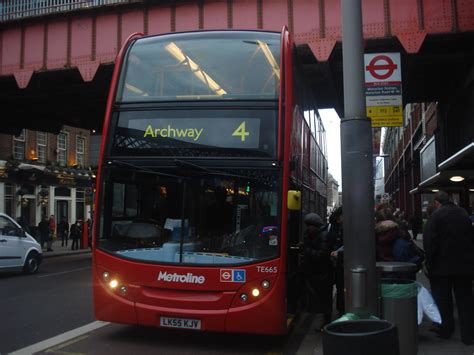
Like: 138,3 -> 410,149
233,270 -> 246,283
220,269 -> 246,283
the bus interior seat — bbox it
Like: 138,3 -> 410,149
112,223 -> 128,239
124,222 -> 163,240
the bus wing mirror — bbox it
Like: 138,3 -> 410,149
287,190 -> 301,211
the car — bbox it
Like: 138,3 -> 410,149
0,213 -> 42,274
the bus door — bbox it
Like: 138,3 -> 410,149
286,181 -> 302,315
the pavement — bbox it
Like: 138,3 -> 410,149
40,239 -> 91,259
306,234 -> 474,355
412,236 -> 474,355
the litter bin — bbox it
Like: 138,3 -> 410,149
377,262 -> 418,355
322,320 -> 399,355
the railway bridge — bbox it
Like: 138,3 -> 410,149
0,0 -> 472,133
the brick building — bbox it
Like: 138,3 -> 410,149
0,126 -> 94,231
383,99 -> 474,220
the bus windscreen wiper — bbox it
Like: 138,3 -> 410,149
173,159 -> 257,180
107,160 -> 185,179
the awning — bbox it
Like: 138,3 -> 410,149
18,163 -> 46,171
410,142 -> 474,194
438,142 -> 474,171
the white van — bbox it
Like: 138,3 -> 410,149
0,213 -> 42,274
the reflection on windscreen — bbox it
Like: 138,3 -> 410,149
98,168 -> 280,265
117,31 -> 281,101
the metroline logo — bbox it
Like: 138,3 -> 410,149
157,271 -> 205,284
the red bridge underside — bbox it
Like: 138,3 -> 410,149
0,0 -> 473,88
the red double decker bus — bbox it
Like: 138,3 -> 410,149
93,28 -> 328,335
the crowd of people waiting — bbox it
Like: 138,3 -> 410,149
299,190 -> 474,345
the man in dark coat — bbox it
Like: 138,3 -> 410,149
328,207 -> 344,315
58,217 -> 69,247
38,216 -> 50,250
301,212 -> 334,328
423,191 -> 474,345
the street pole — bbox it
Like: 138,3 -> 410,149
341,0 -> 377,316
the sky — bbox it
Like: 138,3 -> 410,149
319,109 -> 342,190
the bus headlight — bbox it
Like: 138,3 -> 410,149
251,288 -> 260,297
109,279 -> 119,289
261,280 -> 270,289
240,293 -> 248,302
102,272 -> 110,282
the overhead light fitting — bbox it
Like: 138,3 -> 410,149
256,40 -> 280,80
125,83 -> 149,97
449,176 -> 465,182
469,188 -> 474,192
432,189 -> 439,192
165,42 -> 227,96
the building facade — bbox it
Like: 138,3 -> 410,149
326,173 -> 340,213
0,126 -> 94,232
383,98 -> 474,219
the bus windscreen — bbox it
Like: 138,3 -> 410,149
97,167 -> 281,265
116,31 -> 280,101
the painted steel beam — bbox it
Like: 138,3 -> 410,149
0,0 -> 473,88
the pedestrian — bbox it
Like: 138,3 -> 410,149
70,221 -> 81,250
58,217 -> 69,247
328,206 -> 345,316
49,215 -> 56,239
300,212 -> 334,329
38,216 -> 50,250
423,200 -> 442,333
375,207 -> 400,261
393,225 -> 425,270
86,218 -> 92,249
423,191 -> 474,345
409,213 -> 422,240
16,216 -> 30,234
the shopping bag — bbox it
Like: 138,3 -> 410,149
417,284 -> 442,324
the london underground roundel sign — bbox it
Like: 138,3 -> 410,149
366,55 -> 398,80
364,53 -> 401,83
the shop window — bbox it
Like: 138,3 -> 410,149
55,187 -> 71,197
5,184 -> 15,218
18,184 -> 35,195
76,188 -> 85,221
13,129 -> 26,160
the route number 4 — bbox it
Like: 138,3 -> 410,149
232,121 -> 250,142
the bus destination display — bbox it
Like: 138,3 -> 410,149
128,117 -> 261,148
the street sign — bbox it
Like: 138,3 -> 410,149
364,53 -> 403,127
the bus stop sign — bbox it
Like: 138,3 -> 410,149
364,52 -> 403,127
